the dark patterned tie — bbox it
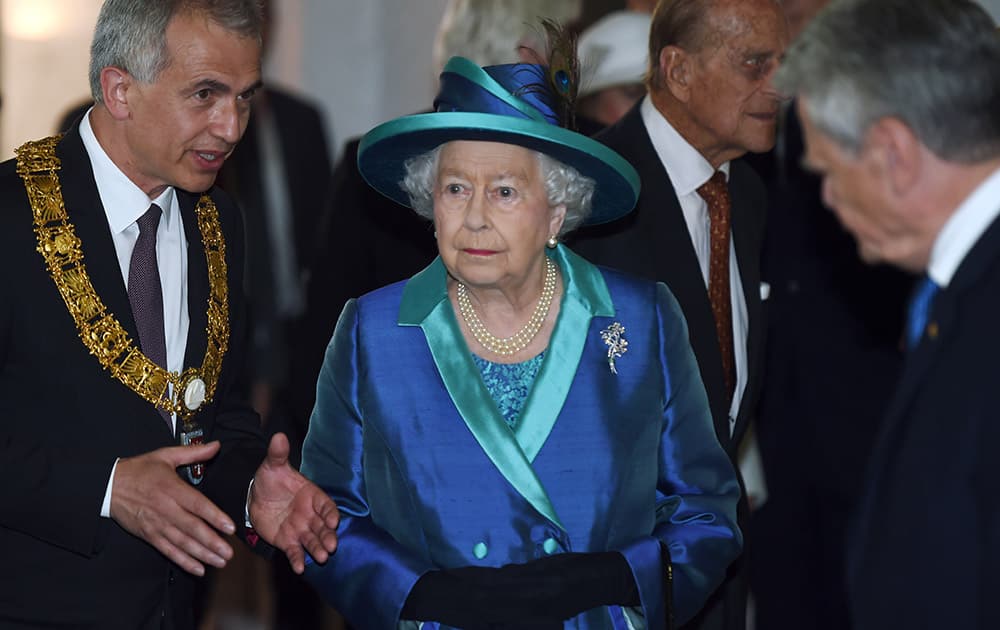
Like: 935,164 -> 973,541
127,203 -> 171,428
698,172 -> 736,402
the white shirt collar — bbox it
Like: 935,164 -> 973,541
79,107 -> 176,234
640,94 -> 730,193
927,166 -> 1000,288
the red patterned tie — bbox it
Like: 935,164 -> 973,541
698,172 -> 736,402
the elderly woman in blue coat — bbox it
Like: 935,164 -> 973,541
301,55 -> 741,629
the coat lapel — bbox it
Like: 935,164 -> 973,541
397,248 -> 615,531
514,247 -> 614,461
178,190 -> 209,369
729,162 -> 765,447
55,128 -> 140,342
850,285 -> 948,579
399,259 -> 565,530
626,112 -> 734,448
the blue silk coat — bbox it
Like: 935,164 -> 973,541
301,246 -> 741,629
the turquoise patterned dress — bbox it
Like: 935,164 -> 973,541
471,352 -> 546,428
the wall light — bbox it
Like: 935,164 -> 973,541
3,0 -> 66,40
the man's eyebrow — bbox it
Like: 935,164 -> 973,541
190,78 -> 262,95
191,78 -> 232,93
242,79 -> 264,94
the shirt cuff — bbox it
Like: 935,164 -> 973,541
244,478 -> 255,528
101,458 -> 120,518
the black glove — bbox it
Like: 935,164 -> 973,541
402,569 -> 563,628
401,551 -> 640,627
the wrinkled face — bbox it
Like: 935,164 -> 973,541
122,11 -> 261,197
682,0 -> 788,164
798,101 -> 914,269
434,141 -> 566,291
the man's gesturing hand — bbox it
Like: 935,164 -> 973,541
111,441 -> 235,576
248,433 -> 339,574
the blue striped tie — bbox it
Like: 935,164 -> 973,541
905,275 -> 939,350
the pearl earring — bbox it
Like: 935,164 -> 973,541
546,235 -> 558,249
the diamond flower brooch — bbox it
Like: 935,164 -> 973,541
600,322 -> 628,375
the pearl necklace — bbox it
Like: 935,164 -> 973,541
456,257 -> 558,357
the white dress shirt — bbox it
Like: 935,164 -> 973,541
80,109 -> 191,515
927,166 -> 1000,288
640,96 -> 749,434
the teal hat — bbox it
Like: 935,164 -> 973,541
357,56 -> 640,226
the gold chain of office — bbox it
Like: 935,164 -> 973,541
15,135 -> 230,425
456,256 -> 558,357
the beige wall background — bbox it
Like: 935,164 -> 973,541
4,0 -> 1000,162
1,0 -> 99,157
0,0 -> 449,161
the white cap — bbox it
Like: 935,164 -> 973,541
577,11 -> 651,98
974,0 -> 1000,24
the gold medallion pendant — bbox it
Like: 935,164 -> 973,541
16,135 -> 230,484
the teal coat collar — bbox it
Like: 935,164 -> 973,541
397,245 -> 614,530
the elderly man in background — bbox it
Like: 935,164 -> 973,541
775,0 -> 1000,628
573,1 -> 788,628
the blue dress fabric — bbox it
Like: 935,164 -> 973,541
472,352 -> 545,428
301,245 -> 742,630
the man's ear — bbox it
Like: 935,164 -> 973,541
100,66 -> 133,121
868,117 -> 923,196
659,45 -> 692,103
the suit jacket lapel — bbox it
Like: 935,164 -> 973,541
850,286 -> 948,579
55,128 -> 140,342
623,111 -> 734,447
178,190 -> 209,369
729,163 -> 765,446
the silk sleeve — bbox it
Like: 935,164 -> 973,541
619,282 -> 743,627
301,299 -> 435,630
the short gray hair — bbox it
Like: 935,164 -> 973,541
90,0 -> 264,103
400,144 -> 596,236
774,0 -> 1000,162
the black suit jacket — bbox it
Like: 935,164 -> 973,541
847,211 -> 1000,630
218,87 -> 332,386
293,133 -> 438,422
572,103 -> 766,457
0,126 -> 267,629
743,106 -> 911,630
221,87 -> 333,286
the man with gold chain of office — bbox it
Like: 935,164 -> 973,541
0,1 -> 338,628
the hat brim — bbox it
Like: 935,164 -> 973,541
357,112 -> 640,226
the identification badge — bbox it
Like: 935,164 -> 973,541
179,424 -> 205,485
